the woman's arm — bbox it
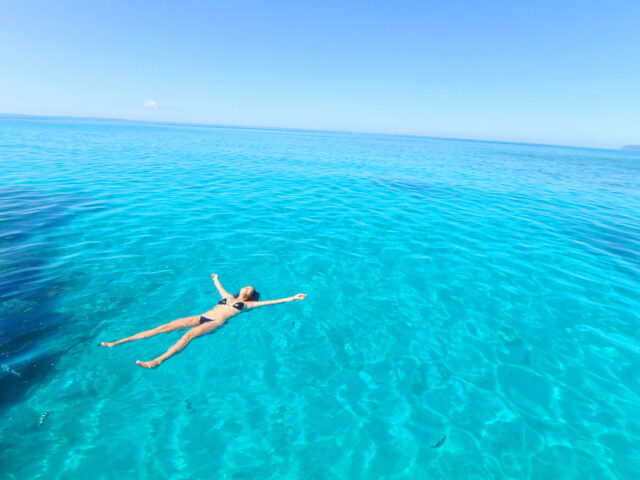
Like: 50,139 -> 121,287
136,320 -> 224,369
211,273 -> 231,298
247,293 -> 307,309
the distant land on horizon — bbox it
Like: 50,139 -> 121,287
621,145 -> 640,151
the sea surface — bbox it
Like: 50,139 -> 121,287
0,115 -> 639,479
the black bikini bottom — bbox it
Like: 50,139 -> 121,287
199,315 -> 218,325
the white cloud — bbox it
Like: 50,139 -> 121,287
142,98 -> 158,109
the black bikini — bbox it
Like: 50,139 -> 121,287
199,297 -> 247,325
217,297 -> 246,310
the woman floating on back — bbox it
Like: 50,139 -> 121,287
100,274 -> 306,368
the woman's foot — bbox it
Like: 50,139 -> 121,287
100,341 -> 116,347
136,359 -> 161,369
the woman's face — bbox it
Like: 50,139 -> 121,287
239,286 -> 255,300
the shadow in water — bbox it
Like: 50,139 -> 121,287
374,177 -> 460,200
563,219 -> 640,282
0,188 -> 83,408
377,176 -> 640,281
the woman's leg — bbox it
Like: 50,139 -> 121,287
100,315 -> 201,347
137,320 -> 224,368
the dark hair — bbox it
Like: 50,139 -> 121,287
236,288 -> 260,302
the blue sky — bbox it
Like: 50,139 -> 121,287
1,0 -> 638,148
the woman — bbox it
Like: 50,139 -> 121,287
100,274 -> 307,369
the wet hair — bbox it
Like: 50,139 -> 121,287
250,290 -> 260,301
236,287 -> 260,302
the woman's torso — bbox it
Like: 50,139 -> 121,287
202,296 -> 248,321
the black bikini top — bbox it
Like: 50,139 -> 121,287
218,297 -> 246,311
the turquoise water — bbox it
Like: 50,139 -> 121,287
1,115 -> 639,479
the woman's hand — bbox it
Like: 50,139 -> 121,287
293,293 -> 307,300
211,273 -> 219,280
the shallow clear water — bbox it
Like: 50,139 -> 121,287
1,115 -> 639,479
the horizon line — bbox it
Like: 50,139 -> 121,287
0,111 -> 631,153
